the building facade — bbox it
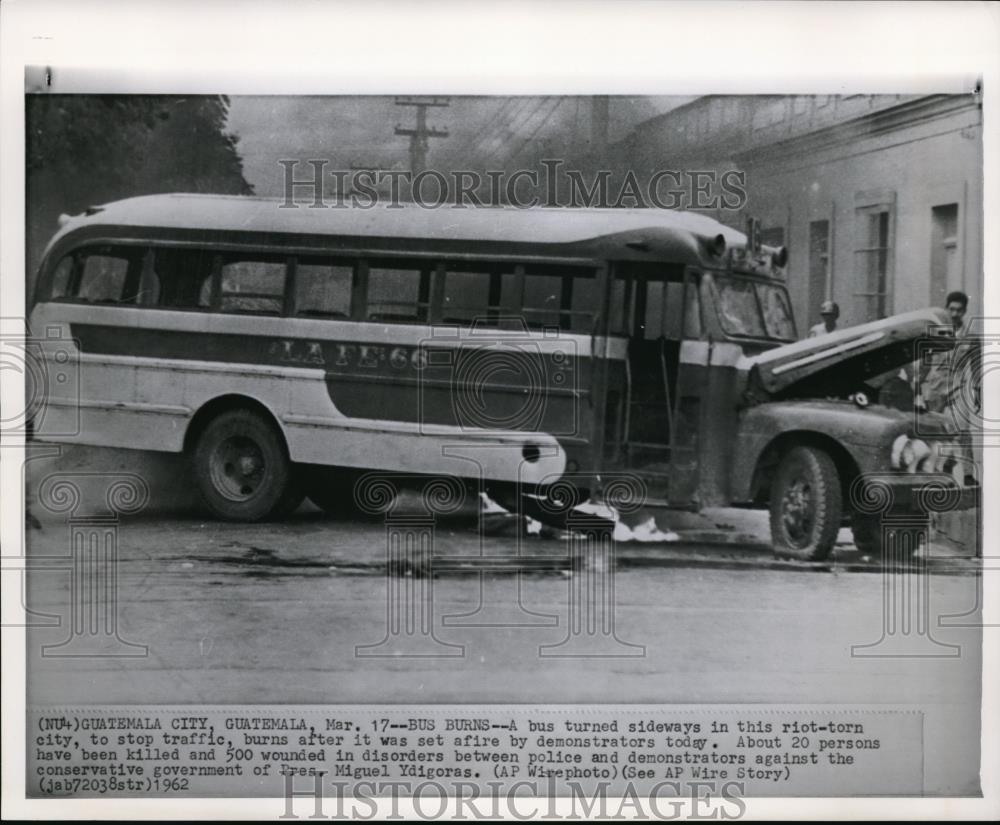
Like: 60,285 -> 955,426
615,94 -> 983,334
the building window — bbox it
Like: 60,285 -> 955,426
930,204 -> 960,308
853,191 -> 895,321
808,220 -> 831,327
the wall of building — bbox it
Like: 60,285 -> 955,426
615,95 -> 983,336
736,96 -> 983,332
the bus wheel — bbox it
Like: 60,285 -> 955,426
192,409 -> 294,521
769,446 -> 841,561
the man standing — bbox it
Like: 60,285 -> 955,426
918,291 -> 972,413
944,290 -> 970,337
808,300 -> 839,337
917,291 -> 980,557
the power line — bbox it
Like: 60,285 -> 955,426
457,97 -> 519,158
497,96 -> 566,167
464,97 -> 542,167
472,96 -> 552,167
394,96 -> 449,174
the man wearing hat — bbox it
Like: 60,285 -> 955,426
808,300 -> 839,337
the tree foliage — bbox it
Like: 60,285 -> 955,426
27,94 -> 252,199
26,95 -> 253,283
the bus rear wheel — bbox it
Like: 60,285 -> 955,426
192,408 -> 296,521
768,445 -> 842,561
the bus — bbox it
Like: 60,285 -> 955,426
29,194 -> 977,559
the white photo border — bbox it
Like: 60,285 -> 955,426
2,0 -> 998,819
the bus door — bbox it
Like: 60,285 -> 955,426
606,263 -> 701,504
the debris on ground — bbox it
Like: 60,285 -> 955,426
478,493 -> 679,543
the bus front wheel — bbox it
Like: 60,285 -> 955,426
768,445 -> 842,561
192,408 -> 298,521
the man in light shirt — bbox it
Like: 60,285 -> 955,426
808,300 -> 839,337
917,291 -> 974,414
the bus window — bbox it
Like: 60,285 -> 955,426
710,275 -> 795,341
441,269 -> 491,324
80,254 -> 129,302
568,272 -> 600,333
440,266 -> 521,327
756,283 -> 796,340
645,281 -> 688,340
643,280 -> 665,340
367,262 -> 433,322
153,248 -> 216,309
55,247 -> 144,304
684,280 -> 702,339
521,273 -> 561,328
521,265 -> 598,331
49,255 -> 75,299
296,259 -> 353,318
220,257 -> 287,315
609,277 -> 632,335
713,277 -> 767,337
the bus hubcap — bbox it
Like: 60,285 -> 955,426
781,479 -> 814,545
210,437 -> 266,501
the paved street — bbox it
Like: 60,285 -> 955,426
20,501 -> 984,795
24,503 -> 982,703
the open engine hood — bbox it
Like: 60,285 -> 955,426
746,307 -> 954,397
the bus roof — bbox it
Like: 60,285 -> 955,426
48,193 -> 752,266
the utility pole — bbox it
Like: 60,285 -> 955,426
394,96 -> 449,175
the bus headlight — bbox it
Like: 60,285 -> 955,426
891,435 -> 931,471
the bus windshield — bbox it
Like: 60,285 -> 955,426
712,275 -> 796,342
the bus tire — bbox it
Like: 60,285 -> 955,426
192,408 -> 295,521
769,445 -> 841,561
